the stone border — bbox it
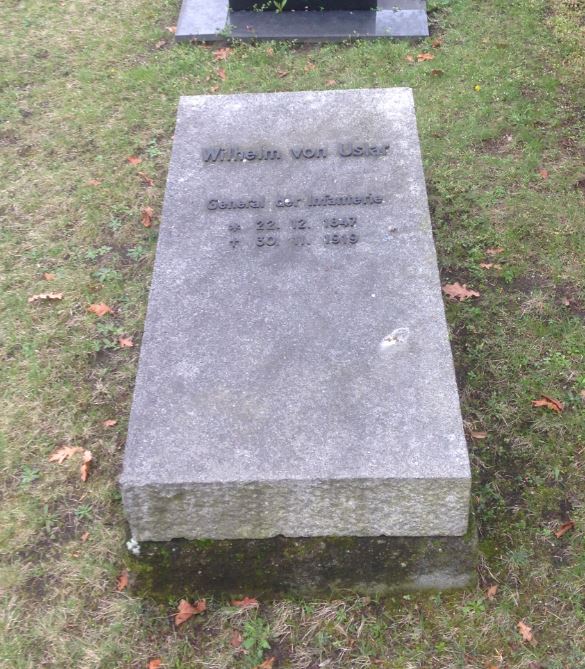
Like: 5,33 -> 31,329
176,0 -> 429,42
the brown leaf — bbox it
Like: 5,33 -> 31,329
554,519 -> 575,538
116,568 -> 129,592
141,206 -> 154,228
154,39 -> 167,49
166,25 -> 177,33
479,262 -> 502,270
213,47 -> 233,61
87,179 -> 102,186
28,292 -> 63,303
216,67 -> 227,81
174,599 -> 207,626
417,52 -> 435,62
254,658 -> 275,669
230,629 -> 243,648
266,47 -> 274,56
148,660 -> 162,669
49,445 -> 83,464
431,69 -> 444,76
138,172 -> 155,187
538,168 -> 549,179
43,272 -> 56,281
470,431 -> 488,440
562,297 -> 571,306
231,596 -> 259,609
325,79 -> 337,86
531,395 -> 564,413
405,54 -> 414,63
127,156 -> 142,165
103,419 -> 117,427
517,620 -> 533,642
432,38 -> 443,48
486,247 -> 504,256
88,302 -> 113,317
80,531 -> 90,542
119,336 -> 134,348
276,69 -> 289,78
485,584 -> 498,600
442,282 -> 480,301
80,450 -> 93,482
304,61 -> 316,72
210,85 -> 220,93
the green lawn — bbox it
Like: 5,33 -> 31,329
1,0 -> 584,667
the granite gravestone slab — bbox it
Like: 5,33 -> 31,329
176,0 -> 429,42
121,88 -> 471,545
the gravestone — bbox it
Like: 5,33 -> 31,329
176,0 -> 429,42
121,88 -> 475,596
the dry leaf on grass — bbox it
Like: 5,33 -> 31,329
470,431 -> 487,440
555,520 -> 575,538
166,26 -> 176,33
486,247 -> 504,256
43,272 -> 56,281
87,302 -> 113,317
538,168 -> 549,179
138,172 -> 155,187
28,292 -> 63,303
254,659 -> 275,669
103,419 -> 117,427
119,336 -> 134,348
230,629 -> 243,648
531,395 -> 564,413
479,262 -> 502,270
141,207 -> 154,228
116,569 -> 129,592
405,54 -> 414,63
432,38 -> 443,48
325,79 -> 337,86
517,620 -> 534,642
148,659 -> 162,669
485,584 -> 498,600
216,67 -> 227,81
417,52 -> 434,62
431,69 -> 444,76
127,156 -> 142,165
174,599 -> 206,626
276,69 -> 289,78
304,61 -> 316,72
80,531 -> 90,542
88,179 -> 102,186
213,47 -> 232,60
442,282 -> 480,301
231,596 -> 259,609
154,40 -> 166,49
80,450 -> 93,482
49,445 -> 83,464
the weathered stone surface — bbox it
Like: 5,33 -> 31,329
176,0 -> 429,42
121,88 -> 471,542
128,521 -> 478,599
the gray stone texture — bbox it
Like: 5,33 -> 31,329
176,0 -> 429,42
121,89 -> 471,541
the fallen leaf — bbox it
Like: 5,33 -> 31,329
175,599 -> 207,626
486,247 -> 504,255
517,620 -> 533,643
213,47 -> 233,61
154,39 -> 167,49
432,38 -> 443,48
87,179 -> 102,186
138,172 -> 155,187
231,596 -> 259,609
470,431 -> 488,440
210,85 -> 220,93
28,292 -> 63,303
485,584 -> 498,600
49,445 -> 83,464
562,297 -> 571,306
531,395 -> 564,413
80,450 -> 93,482
431,69 -> 444,76
127,156 -> 142,165
276,69 -> 289,78
304,61 -> 316,72
119,336 -> 134,348
116,568 -> 129,592
266,47 -> 274,56
554,519 -> 575,538
81,531 -> 90,542
538,168 -> 549,179
417,52 -> 434,62
103,419 -> 117,427
405,54 -> 414,63
325,79 -> 337,86
230,629 -> 243,648
141,206 -> 154,228
87,302 -> 113,317
580,390 -> 585,402
166,25 -> 177,33
148,660 -> 162,669
216,67 -> 227,81
442,282 -> 480,301
43,272 -> 56,281
254,658 -> 275,669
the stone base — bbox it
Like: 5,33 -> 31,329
127,525 -> 477,600
176,0 -> 429,42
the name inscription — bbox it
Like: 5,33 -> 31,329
202,142 -> 390,163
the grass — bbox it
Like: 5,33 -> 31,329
1,0 -> 584,666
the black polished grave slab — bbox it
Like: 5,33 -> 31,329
176,0 -> 429,42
